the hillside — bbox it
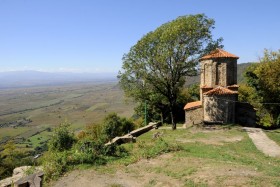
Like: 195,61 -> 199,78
237,62 -> 256,83
51,125 -> 280,186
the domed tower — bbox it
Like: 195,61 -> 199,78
184,49 -> 256,126
200,48 -> 239,100
200,49 -> 239,124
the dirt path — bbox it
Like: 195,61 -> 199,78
243,127 -> 280,157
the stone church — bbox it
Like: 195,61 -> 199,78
184,49 -> 256,126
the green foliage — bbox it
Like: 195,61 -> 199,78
48,121 -> 76,151
118,14 -> 223,129
238,84 -> 258,104
0,141 -> 33,180
133,101 -> 162,124
102,113 -> 135,141
186,83 -> 200,101
42,114 -> 134,181
237,62 -> 255,83
245,49 -> 280,126
43,137 -> 115,181
84,123 -> 103,141
175,84 -> 200,123
24,166 -> 37,176
42,151 -> 69,180
42,122 -> 78,180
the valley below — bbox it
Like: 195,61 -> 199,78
0,82 -> 135,154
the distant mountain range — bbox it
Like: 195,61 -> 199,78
0,71 -> 118,89
0,63 -> 254,89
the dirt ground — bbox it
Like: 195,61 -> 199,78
51,153 -> 265,187
50,127 -> 278,187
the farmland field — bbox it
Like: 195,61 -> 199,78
0,82 -> 135,151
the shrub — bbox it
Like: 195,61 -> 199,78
84,123 -> 103,141
48,121 -> 76,152
0,141 -> 33,180
102,113 -> 135,141
42,151 -> 69,180
42,115 -> 134,181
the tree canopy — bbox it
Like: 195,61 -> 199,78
118,14 -> 222,129
245,49 -> 280,126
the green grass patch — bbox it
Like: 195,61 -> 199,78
264,129 -> 280,146
26,130 -> 52,148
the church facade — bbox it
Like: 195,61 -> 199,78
184,49 -> 256,126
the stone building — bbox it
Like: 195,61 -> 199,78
184,49 -> 256,126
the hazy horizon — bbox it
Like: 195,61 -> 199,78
0,70 -> 118,89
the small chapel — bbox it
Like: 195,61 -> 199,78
184,49 -> 256,126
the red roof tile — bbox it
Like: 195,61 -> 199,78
184,101 -> 202,110
200,49 -> 239,60
204,86 -> 238,96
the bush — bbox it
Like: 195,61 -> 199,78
0,141 -> 33,180
42,115 -> 134,181
42,151 -> 69,180
48,121 -> 76,152
102,113 -> 135,141
84,123 -> 103,141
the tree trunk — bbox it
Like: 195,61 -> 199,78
170,110 -> 176,130
169,95 -> 177,130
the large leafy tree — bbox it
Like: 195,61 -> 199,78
118,14 -> 222,129
245,49 -> 280,126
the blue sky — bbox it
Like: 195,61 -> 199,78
0,0 -> 279,73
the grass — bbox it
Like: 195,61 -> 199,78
264,129 -> 280,146
90,126 -> 280,186
44,125 -> 280,186
25,130 -> 52,148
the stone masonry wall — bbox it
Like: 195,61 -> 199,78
200,58 -> 238,89
185,107 -> 203,126
203,94 -> 236,124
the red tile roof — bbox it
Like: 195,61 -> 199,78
204,86 -> 238,96
200,49 -> 239,60
184,101 -> 202,110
